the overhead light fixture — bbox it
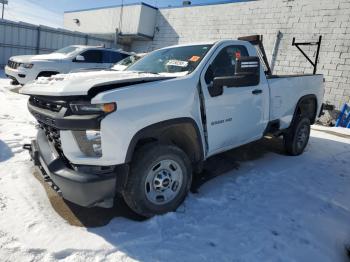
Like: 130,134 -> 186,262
73,18 -> 80,26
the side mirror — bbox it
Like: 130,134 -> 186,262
74,55 -> 85,62
209,56 -> 260,97
235,56 -> 260,77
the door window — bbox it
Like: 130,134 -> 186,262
79,50 -> 103,63
110,51 -> 129,63
205,45 -> 249,84
102,51 -> 130,63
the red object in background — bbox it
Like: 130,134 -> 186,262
235,51 -> 241,60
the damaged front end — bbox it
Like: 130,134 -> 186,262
23,95 -> 118,208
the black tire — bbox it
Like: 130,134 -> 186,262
123,143 -> 192,218
10,79 -> 19,85
284,117 -> 311,156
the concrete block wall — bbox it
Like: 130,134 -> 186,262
131,0 -> 350,111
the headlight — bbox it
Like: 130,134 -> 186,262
70,102 -> 116,115
73,130 -> 102,157
21,63 -> 34,69
86,130 -> 102,157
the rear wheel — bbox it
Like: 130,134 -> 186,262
123,143 -> 192,217
284,117 -> 311,156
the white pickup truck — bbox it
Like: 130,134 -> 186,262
21,38 -> 324,217
5,45 -> 131,85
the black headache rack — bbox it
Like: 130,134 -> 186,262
239,34 -> 328,117
239,34 -> 322,75
238,35 -> 272,76
292,36 -> 322,75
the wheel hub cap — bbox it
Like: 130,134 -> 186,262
145,159 -> 183,205
154,170 -> 172,190
296,124 -> 309,149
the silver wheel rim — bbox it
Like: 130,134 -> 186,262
296,124 -> 309,149
145,159 -> 183,205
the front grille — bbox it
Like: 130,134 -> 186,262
40,123 -> 62,152
30,97 -> 65,112
39,123 -> 71,168
7,60 -> 21,69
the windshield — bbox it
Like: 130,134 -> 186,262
116,55 -> 140,66
127,45 -> 212,74
53,46 -> 80,55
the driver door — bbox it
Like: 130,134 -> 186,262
200,44 -> 268,156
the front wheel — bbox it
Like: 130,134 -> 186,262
10,79 -> 20,86
284,117 -> 311,156
123,143 -> 192,218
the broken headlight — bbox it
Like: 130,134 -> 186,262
73,130 -> 102,157
86,130 -> 102,156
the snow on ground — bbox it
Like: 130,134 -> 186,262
0,73 -> 350,262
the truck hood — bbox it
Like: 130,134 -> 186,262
20,70 -> 185,97
10,53 -> 67,63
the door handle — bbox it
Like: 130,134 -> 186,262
252,89 -> 262,95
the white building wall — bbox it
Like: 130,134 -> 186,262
131,0 -> 350,110
138,5 -> 158,38
64,4 -> 157,40
64,7 -> 121,39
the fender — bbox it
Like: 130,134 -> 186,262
291,94 -> 318,126
125,117 -> 204,164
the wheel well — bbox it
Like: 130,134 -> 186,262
36,71 -> 59,78
294,95 -> 317,124
125,119 -> 204,165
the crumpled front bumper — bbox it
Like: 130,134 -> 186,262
25,129 -> 117,208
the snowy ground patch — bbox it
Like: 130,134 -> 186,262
0,74 -> 349,262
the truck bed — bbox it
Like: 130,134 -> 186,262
267,74 -> 324,129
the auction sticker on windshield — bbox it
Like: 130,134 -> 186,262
166,60 -> 189,67
189,56 -> 201,62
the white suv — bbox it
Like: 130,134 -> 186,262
5,45 -> 131,85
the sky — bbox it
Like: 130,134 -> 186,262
4,0 -> 249,28
8,0 -> 249,14
23,0 -> 242,12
